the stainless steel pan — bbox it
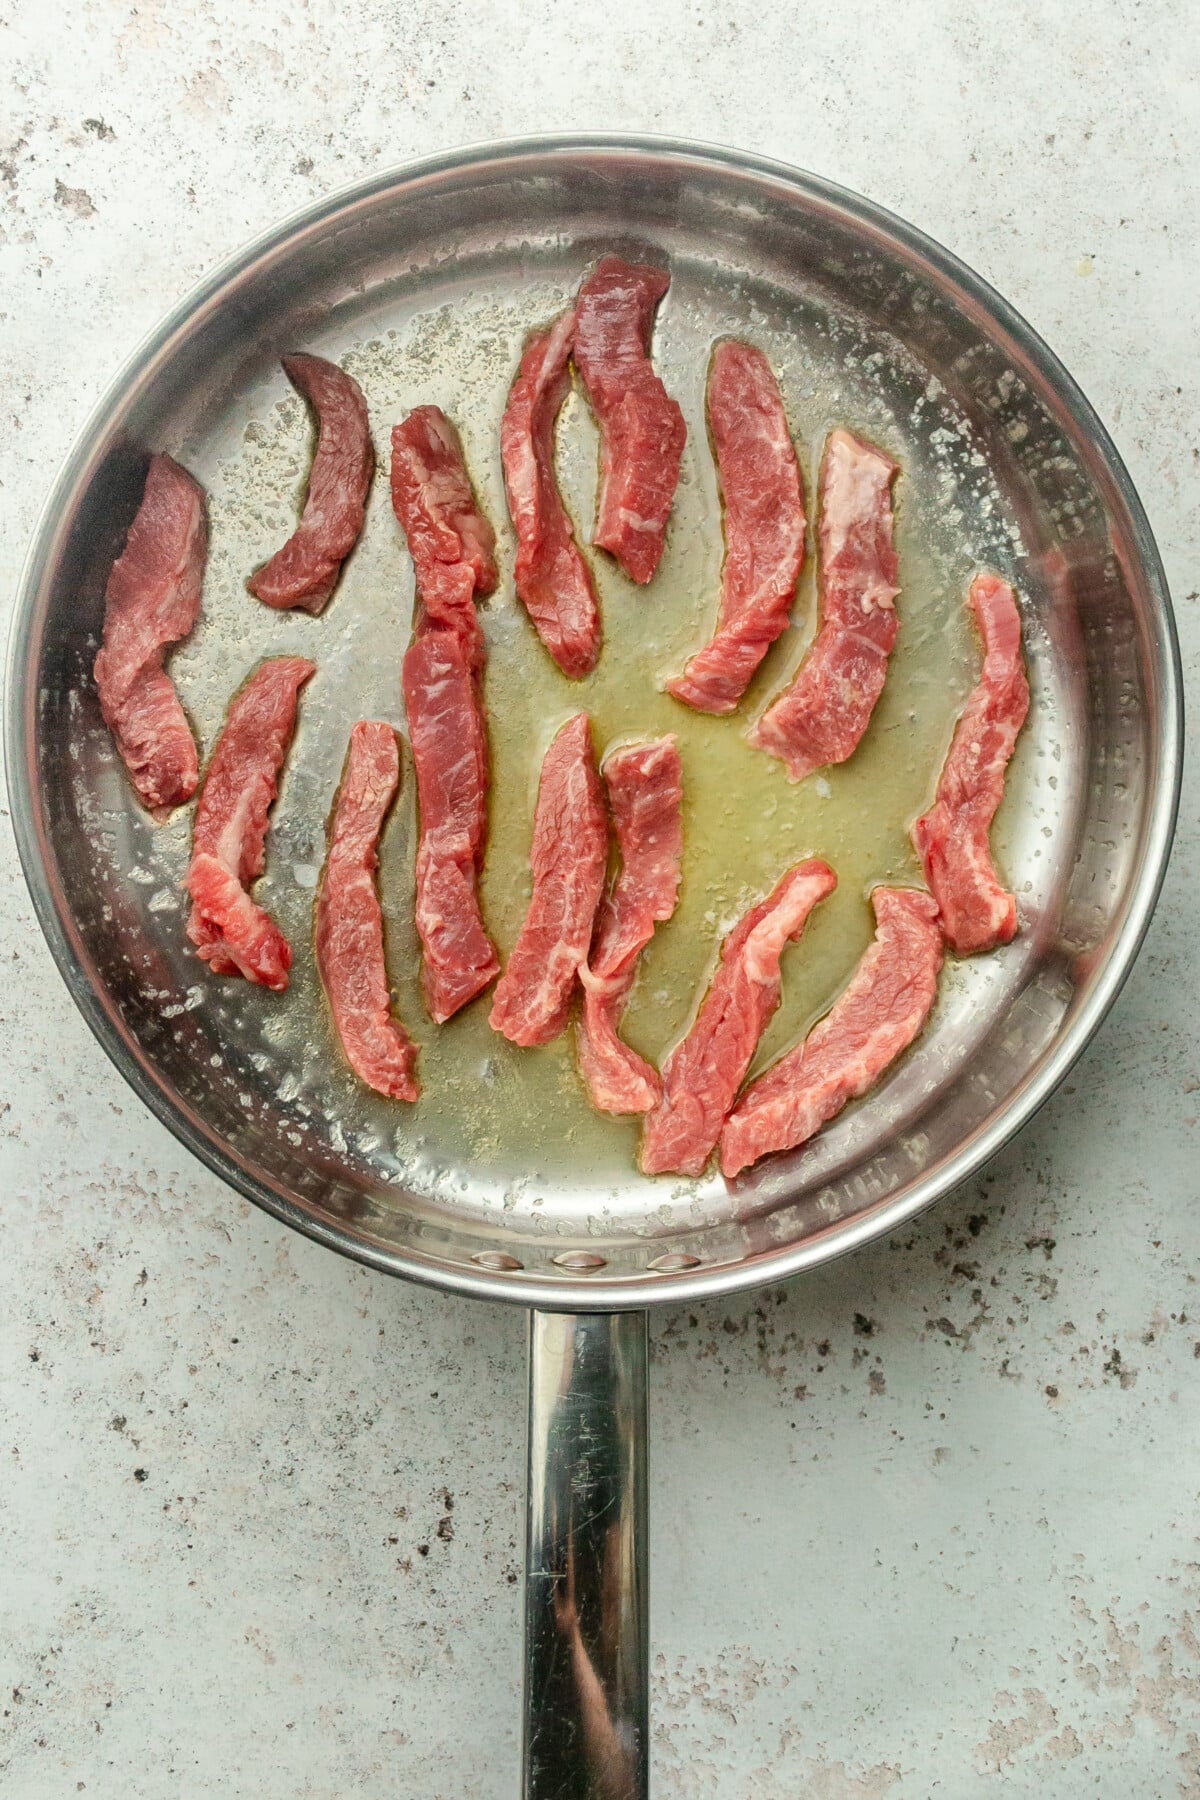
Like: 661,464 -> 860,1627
5,137 -> 1181,1796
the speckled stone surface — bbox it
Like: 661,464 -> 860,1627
2,3 -> 1198,1795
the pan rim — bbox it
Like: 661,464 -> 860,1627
5,131 -> 1183,1311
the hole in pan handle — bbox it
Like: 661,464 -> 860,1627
524,1311 -> 649,1799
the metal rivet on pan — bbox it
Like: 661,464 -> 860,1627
552,1251 -> 608,1272
649,1252 -> 701,1272
472,1251 -> 523,1272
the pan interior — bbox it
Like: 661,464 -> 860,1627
14,144 -> 1174,1299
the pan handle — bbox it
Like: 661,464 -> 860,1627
523,1310 -> 649,1800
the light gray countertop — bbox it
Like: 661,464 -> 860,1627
2,3 -> 1198,1795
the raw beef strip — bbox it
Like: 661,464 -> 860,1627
639,859 -> 837,1177
94,453 -> 207,813
392,407 -> 496,674
392,406 -> 501,1020
316,721 -> 419,1101
721,887 -> 943,1177
394,410 -> 496,680
912,573 -> 1029,954
402,629 -> 499,1021
186,856 -> 294,990
574,256 -> 686,584
391,406 -> 498,595
416,560 -> 488,676
668,342 -> 806,713
751,429 -> 899,780
490,714 -> 608,1048
247,354 -> 373,613
576,737 -> 683,1112
185,656 -> 315,989
500,310 -> 600,677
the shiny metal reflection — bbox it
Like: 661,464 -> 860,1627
525,1313 -> 648,1800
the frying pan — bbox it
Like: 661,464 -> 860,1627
5,137 -> 1181,1795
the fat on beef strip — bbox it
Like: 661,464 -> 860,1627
576,737 -> 683,1113
750,428 -> 899,781
639,858 -> 837,1177
247,354 -> 373,613
912,573 -> 1030,954
93,452 -> 207,813
721,887 -> 943,1177
392,407 -> 501,1020
316,721 -> 419,1101
186,656 -> 315,989
489,713 -> 608,1048
500,310 -> 600,677
574,256 -> 687,585
667,342 -> 806,713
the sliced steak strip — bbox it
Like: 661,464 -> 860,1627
490,713 -> 608,1048
316,721 -> 419,1100
402,629 -> 498,1021
391,404 -> 498,595
751,428 -> 899,780
574,256 -> 686,585
668,342 -> 806,713
392,407 -> 500,1019
576,737 -> 683,1113
721,887 -> 943,1176
912,573 -> 1030,955
248,354 -> 373,613
94,452 -> 207,813
500,310 -> 600,677
639,859 -> 837,1177
186,656 -> 315,989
